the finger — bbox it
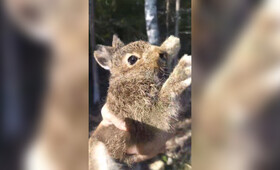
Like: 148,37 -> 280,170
101,104 -> 110,120
100,120 -> 112,126
101,104 -> 127,131
131,154 -> 156,163
126,145 -> 139,155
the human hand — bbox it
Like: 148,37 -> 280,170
99,104 -> 171,162
100,104 -> 127,131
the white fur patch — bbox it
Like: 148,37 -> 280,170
183,77 -> 192,87
181,55 -> 192,65
93,142 -> 120,170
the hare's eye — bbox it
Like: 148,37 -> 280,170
128,55 -> 138,65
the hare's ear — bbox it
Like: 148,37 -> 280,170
112,34 -> 124,48
94,45 -> 114,70
160,35 -> 181,59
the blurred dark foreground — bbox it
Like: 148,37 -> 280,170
1,0 -> 88,170
193,0 -> 280,170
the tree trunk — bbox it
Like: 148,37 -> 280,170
175,0 -> 180,37
165,0 -> 170,37
145,0 -> 160,45
90,0 -> 100,104
173,0 -> 180,65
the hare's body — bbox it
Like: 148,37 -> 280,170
89,35 -> 191,167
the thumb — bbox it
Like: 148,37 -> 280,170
101,104 -> 127,131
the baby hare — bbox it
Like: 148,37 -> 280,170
89,35 -> 191,168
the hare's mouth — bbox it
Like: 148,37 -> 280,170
157,65 -> 170,83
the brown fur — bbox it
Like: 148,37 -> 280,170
90,35 -> 191,166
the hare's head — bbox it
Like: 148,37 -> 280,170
94,35 -> 180,80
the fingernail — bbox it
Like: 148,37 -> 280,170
101,120 -> 112,126
121,122 -> 127,131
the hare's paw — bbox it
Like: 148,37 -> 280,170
174,55 -> 192,84
160,36 -> 181,59
183,77 -> 192,87
161,55 -> 191,97
178,54 -> 191,68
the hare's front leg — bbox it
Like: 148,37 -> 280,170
160,55 -> 191,100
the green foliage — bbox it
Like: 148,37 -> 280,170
94,0 -> 191,56
162,155 -> 168,162
157,0 -> 191,55
94,0 -> 146,44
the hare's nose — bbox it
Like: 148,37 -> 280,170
159,52 -> 167,62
